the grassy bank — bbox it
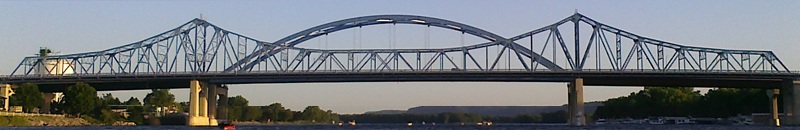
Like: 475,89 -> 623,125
0,116 -> 29,126
0,116 -> 92,126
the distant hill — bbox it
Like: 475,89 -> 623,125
363,110 -> 407,115
404,102 -> 603,117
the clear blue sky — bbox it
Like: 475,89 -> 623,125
1,0 -> 798,114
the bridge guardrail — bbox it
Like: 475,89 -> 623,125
2,69 -> 798,79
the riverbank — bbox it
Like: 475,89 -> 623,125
233,121 -> 336,125
0,116 -> 91,126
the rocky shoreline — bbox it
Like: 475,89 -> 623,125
0,116 -> 90,126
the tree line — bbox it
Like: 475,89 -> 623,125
594,87 -> 770,119
14,83 -> 766,124
12,83 -> 134,124
339,110 -> 569,124
9,82 -> 347,125
218,95 -> 340,123
8,82 -> 573,124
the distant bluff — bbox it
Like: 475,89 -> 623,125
404,102 -> 603,117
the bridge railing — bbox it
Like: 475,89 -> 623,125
2,69 -> 797,79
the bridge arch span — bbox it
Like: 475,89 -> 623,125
275,15 -> 504,47
227,15 -> 564,72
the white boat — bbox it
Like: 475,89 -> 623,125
662,117 -> 695,124
648,118 -> 665,125
675,118 -> 695,124
595,119 -> 607,125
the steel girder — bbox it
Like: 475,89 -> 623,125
224,15 -> 563,72
10,18 -> 269,76
7,13 -> 793,78
507,13 -> 791,72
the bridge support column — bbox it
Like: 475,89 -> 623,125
216,85 -> 228,121
567,78 -> 585,126
186,80 -> 210,126
769,89 -> 780,126
199,85 -> 208,118
782,79 -> 800,126
41,93 -> 56,114
0,84 -> 12,111
188,80 -> 224,127
207,83 -> 218,126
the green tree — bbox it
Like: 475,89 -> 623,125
9,83 -> 42,112
514,114 -> 542,123
124,97 -> 142,109
300,106 -> 324,121
281,109 -> 296,121
639,87 -> 701,116
124,97 -> 144,124
97,109 -> 123,125
225,95 -> 249,121
101,93 -> 122,105
62,83 -> 100,117
299,106 -> 338,122
325,110 -> 340,122
261,103 -> 292,121
540,110 -> 567,123
228,106 -> 243,121
596,87 -> 706,118
242,106 -> 262,121
228,95 -> 249,107
178,101 -> 190,113
701,88 -> 768,117
99,93 -> 122,111
143,89 -> 175,107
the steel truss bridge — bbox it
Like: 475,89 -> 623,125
2,13 -> 800,127
1,13 -> 798,90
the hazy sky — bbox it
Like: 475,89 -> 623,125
1,1 -> 799,114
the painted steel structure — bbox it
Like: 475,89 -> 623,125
1,13 -> 799,127
5,13 -> 794,78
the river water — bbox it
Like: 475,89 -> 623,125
1,124 -> 795,130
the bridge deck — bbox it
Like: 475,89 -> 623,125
2,70 -> 797,92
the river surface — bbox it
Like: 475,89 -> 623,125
1,124 -> 795,130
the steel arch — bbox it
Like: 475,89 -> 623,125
224,15 -> 563,72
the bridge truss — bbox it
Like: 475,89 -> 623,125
9,13 -> 792,77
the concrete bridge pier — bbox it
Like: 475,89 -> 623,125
0,84 -> 12,111
215,85 -> 228,121
41,93 -> 56,114
567,78 -> 586,126
188,80 -> 227,127
769,89 -> 780,126
782,79 -> 800,126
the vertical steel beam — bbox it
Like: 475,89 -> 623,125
574,16 -> 580,70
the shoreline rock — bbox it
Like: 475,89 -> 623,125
112,121 -> 136,126
0,116 -> 92,126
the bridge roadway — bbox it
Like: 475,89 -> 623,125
2,70 -> 797,92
